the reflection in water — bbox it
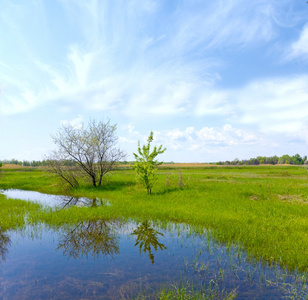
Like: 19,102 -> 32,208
59,196 -> 107,209
0,189 -> 110,209
57,219 -> 167,263
0,229 -> 11,262
1,221 -> 308,299
56,219 -> 121,259
131,221 -> 167,264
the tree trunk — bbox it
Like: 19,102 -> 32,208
91,175 -> 97,187
99,173 -> 103,186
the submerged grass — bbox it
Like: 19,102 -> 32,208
0,193 -> 41,231
135,281 -> 237,300
1,165 -> 308,273
157,284 -> 237,300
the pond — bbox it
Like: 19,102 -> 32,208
1,190 -> 308,299
0,189 -> 110,208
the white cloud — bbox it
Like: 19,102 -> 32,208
117,124 -> 262,162
118,136 -> 136,144
193,75 -> 308,139
121,123 -> 139,135
235,75 -> 308,134
287,24 -> 308,60
197,124 -> 259,146
61,115 -> 83,128
1,1 -> 308,163
172,0 -> 274,51
195,90 -> 233,116
153,125 -> 260,153
163,127 -> 195,150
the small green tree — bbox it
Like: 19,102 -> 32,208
133,131 -> 166,194
131,221 -> 166,264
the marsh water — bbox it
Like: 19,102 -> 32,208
0,189 -> 110,208
1,190 -> 308,299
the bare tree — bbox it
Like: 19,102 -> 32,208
56,219 -> 121,259
47,119 -> 126,187
46,151 -> 81,188
0,230 -> 11,263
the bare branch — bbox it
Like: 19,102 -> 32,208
46,119 -> 126,187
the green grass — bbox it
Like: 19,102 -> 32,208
157,284 -> 237,300
1,165 -> 308,272
135,281 -> 237,300
0,193 -> 42,231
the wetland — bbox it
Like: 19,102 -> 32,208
1,165 -> 308,298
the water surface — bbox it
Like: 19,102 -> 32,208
0,189 -> 109,208
1,189 -> 308,299
1,220 -> 308,299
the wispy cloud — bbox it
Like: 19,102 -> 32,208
2,0 -> 308,162
0,0 -> 285,117
286,23 -> 308,61
235,75 -> 308,134
194,75 -> 308,137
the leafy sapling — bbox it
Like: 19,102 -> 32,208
133,131 -> 166,194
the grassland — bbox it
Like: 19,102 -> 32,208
1,164 -> 308,273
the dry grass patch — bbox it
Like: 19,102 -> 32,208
2,164 -> 29,169
277,194 -> 308,204
249,195 -> 261,201
161,163 -> 215,168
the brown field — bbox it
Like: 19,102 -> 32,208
2,164 -> 30,169
1,163 -> 298,170
116,163 -> 217,168
160,163 -> 215,167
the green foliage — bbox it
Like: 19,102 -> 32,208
133,131 -> 166,194
131,221 -> 166,263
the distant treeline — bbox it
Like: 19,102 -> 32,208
0,159 -> 73,167
215,154 -> 307,166
0,159 -> 135,167
0,154 -> 306,167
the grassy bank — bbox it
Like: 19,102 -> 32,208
0,193 -> 41,231
1,165 -> 308,272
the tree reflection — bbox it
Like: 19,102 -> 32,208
0,229 -> 11,263
58,196 -> 106,209
131,221 -> 167,264
56,219 -> 121,259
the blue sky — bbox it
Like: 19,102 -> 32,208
0,0 -> 308,162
